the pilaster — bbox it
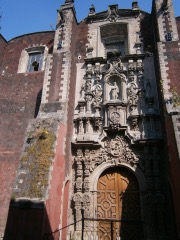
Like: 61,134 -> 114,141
154,0 -> 179,41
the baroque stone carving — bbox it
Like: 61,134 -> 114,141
128,60 -> 136,82
74,135 -> 139,170
110,111 -> 120,125
136,60 -> 144,75
107,5 -> 119,22
92,84 -> 103,108
106,57 -> 124,75
130,116 -> 139,131
127,82 -> 139,113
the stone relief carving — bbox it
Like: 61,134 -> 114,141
106,5 -> 119,22
71,33 -> 165,239
92,84 -> 103,109
128,60 -> 136,82
74,135 -> 139,181
130,116 -> 139,131
75,55 -> 161,145
111,82 -> 119,100
127,82 -> 139,108
106,57 -> 124,75
136,60 -> 144,76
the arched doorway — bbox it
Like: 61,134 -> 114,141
97,167 -> 143,240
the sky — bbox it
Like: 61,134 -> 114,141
0,0 -> 180,41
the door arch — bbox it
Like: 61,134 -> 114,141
97,167 -> 143,240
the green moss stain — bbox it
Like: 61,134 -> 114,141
20,128 -> 56,199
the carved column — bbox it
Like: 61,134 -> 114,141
85,118 -> 90,134
78,118 -> 84,135
73,193 -> 83,232
75,149 -> 83,192
128,59 -> 135,82
85,94 -> 93,113
83,149 -> 91,192
78,101 -> 86,116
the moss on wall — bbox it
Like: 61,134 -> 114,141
20,128 -> 56,199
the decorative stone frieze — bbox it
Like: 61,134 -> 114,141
74,135 -> 139,171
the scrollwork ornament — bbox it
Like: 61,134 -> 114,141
130,117 -> 139,131
107,6 -> 119,22
76,177 -> 83,192
128,62 -> 135,71
86,64 -> 93,78
94,118 -> 102,131
136,61 -> 144,75
110,111 -> 120,125
85,79 -> 92,93
124,147 -> 139,165
85,93 -> 93,112
82,193 -> 91,216
83,193 -> 90,205
129,75 -> 135,82
103,136 -> 139,165
83,178 -> 90,191
73,192 -> 83,206
107,57 -> 123,74
92,84 -> 102,98
93,97 -> 102,108
127,82 -> 139,107
104,135 -> 123,157
94,63 -> 101,80
75,149 -> 83,162
84,149 -> 91,161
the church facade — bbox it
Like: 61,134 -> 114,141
0,0 -> 180,239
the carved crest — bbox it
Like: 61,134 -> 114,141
107,5 -> 119,22
104,135 -> 123,157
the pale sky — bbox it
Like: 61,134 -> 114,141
0,0 -> 180,41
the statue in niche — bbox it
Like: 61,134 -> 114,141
111,81 -> 119,100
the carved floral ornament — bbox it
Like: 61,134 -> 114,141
74,135 -> 139,169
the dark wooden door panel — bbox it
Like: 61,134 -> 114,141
97,168 -> 142,240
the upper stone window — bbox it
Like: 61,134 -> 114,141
18,46 -> 48,73
104,38 -> 125,56
100,23 -> 128,57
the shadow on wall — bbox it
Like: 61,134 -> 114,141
34,89 -> 42,118
4,200 -> 57,240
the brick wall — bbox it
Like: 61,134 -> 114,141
152,3 -> 180,237
163,39 -> 180,239
65,20 -> 88,175
0,31 -> 54,235
0,35 -> 7,67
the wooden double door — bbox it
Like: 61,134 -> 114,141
97,168 -> 143,240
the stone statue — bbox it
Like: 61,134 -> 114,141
111,82 -> 119,100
